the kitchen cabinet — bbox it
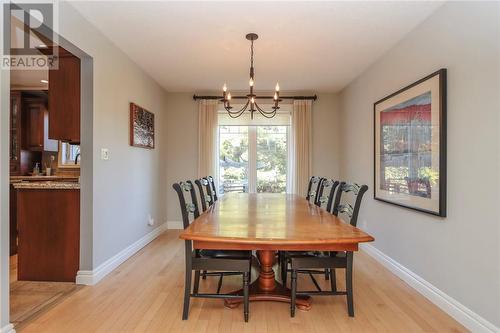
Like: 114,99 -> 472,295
9,185 -> 17,256
10,92 -> 21,175
16,187 -> 80,282
48,49 -> 81,143
25,99 -> 45,151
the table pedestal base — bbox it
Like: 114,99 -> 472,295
223,249 -> 312,310
223,279 -> 312,310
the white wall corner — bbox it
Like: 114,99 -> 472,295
0,324 -> 15,333
166,221 -> 183,229
76,223 -> 168,285
361,244 -> 499,333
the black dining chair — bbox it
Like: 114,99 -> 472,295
306,176 -> 323,204
288,182 -> 368,318
194,177 -> 218,280
315,179 -> 340,211
207,176 -> 218,202
173,181 -> 251,322
281,179 -> 340,284
194,177 -> 213,212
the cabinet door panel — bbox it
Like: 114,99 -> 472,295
27,103 -> 45,150
48,53 -> 81,143
10,92 -> 21,174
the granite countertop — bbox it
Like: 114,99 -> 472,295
10,175 -> 79,183
12,181 -> 80,190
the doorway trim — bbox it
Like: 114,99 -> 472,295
0,8 -> 94,331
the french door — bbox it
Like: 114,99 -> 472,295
219,125 -> 288,194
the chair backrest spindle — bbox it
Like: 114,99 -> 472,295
315,179 -> 340,212
207,176 -> 218,202
195,177 -> 213,212
306,176 -> 323,204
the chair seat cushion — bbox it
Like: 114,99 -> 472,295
284,251 -> 343,258
285,251 -> 329,258
199,249 -> 251,259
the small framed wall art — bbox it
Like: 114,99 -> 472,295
130,102 -> 155,149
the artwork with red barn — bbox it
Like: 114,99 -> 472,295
374,69 -> 447,217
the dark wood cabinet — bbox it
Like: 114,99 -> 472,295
10,185 -> 17,256
48,51 -> 81,143
17,188 -> 80,282
25,99 -> 46,151
10,92 -> 21,175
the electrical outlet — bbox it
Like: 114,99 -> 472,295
101,148 -> 110,160
148,214 -> 154,226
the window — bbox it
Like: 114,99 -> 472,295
218,105 -> 290,194
58,141 -> 81,168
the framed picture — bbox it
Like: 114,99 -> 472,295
130,103 -> 155,149
374,69 -> 446,217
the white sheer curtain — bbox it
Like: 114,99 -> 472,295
289,100 -> 312,195
197,100 -> 218,178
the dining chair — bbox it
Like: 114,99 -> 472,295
305,176 -> 323,204
173,181 -> 251,322
194,177 -> 213,212
194,177 -> 216,279
207,176 -> 218,202
288,182 -> 368,318
315,179 -> 340,211
281,179 -> 340,284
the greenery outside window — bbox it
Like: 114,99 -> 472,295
218,105 -> 291,194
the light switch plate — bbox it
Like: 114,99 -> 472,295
101,148 -> 110,160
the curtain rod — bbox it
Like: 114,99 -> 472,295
192,94 -> 317,101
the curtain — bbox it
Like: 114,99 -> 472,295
290,100 -> 312,195
197,100 -> 218,178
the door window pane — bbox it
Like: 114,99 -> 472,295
256,126 -> 287,193
219,126 -> 249,193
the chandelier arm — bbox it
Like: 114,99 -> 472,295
255,102 -> 278,115
255,102 -> 277,118
226,100 -> 250,118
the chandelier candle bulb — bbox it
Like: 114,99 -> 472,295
227,92 -> 231,100
223,83 -> 227,92
249,78 -> 254,87
275,83 -> 280,92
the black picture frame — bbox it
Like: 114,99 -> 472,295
373,68 -> 447,217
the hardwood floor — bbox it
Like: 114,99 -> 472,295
10,255 -> 81,329
17,231 -> 467,332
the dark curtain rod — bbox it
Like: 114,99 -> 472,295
192,94 -> 317,101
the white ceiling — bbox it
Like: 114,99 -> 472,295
11,70 -> 48,90
71,1 -> 443,93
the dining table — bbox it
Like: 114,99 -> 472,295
179,193 -> 375,310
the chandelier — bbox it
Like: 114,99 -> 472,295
221,33 -> 280,119
192,34 -> 316,113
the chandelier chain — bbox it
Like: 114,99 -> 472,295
250,39 -> 254,74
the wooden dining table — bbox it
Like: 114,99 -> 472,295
179,193 -> 374,310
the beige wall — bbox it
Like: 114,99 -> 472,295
57,3 -> 169,268
165,93 -> 340,223
338,2 -> 499,328
312,94 -> 340,179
